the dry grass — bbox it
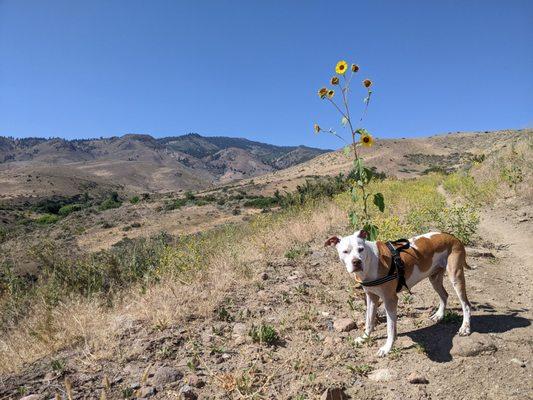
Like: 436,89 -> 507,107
0,200 -> 346,374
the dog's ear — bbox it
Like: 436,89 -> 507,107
357,230 -> 368,240
324,236 -> 340,247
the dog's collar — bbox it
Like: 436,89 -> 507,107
360,239 -> 411,292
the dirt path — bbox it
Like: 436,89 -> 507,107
1,202 -> 532,399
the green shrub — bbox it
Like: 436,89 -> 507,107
433,204 -> 479,244
58,204 -> 83,216
35,214 -> 60,225
243,196 -> 278,209
249,324 -> 279,345
129,196 -> 140,204
285,244 -> 311,260
99,192 -> 122,211
165,198 -> 187,211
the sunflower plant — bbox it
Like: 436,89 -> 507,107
314,60 -> 384,240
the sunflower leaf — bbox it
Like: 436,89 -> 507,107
343,146 -> 351,156
373,192 -> 385,212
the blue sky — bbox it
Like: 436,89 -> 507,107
0,1 -> 531,148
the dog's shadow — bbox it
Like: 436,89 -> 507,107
403,313 -> 530,362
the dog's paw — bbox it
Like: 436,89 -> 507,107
353,336 -> 367,346
458,324 -> 471,336
429,312 -> 444,322
376,346 -> 391,357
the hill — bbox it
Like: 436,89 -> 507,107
0,133 -> 329,201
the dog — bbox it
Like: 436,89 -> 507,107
326,229 -> 472,356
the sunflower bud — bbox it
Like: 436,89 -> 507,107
363,79 -> 372,88
351,64 -> 359,72
331,76 -> 339,85
318,87 -> 328,99
314,124 -> 321,134
327,89 -> 335,99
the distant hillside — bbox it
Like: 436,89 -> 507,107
0,133 -> 329,200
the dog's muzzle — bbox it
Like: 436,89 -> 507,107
352,259 -> 363,271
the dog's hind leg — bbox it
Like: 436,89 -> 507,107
429,268 -> 448,322
447,249 -> 472,336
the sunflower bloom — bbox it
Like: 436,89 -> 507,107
314,123 -> 321,134
327,89 -> 335,99
318,87 -> 328,99
335,60 -> 348,75
360,133 -> 374,147
363,79 -> 373,88
351,64 -> 359,72
331,76 -> 339,85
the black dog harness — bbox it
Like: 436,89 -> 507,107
360,239 -> 411,292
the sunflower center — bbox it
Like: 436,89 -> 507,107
363,137 -> 369,142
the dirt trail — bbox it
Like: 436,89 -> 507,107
1,202 -> 532,399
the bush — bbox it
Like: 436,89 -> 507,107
165,198 -> 187,211
243,196 -> 278,209
58,204 -> 83,216
129,196 -> 140,204
433,204 -> 479,245
35,214 -> 60,225
249,324 -> 279,345
99,192 -> 122,211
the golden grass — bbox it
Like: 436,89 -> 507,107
0,200 -> 346,373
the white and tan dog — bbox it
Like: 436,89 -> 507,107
326,230 -> 472,356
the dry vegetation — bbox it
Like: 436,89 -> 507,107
0,130 -> 531,399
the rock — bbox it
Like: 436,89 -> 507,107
321,387 -> 348,400
466,247 -> 495,258
407,372 -> 429,384
260,272 -> 269,280
20,395 -> 41,400
180,384 -> 197,399
148,366 -> 182,387
451,332 -> 497,357
510,358 -> 526,367
368,368 -> 397,382
187,374 -> 205,388
333,318 -> 356,332
135,386 -> 156,398
232,322 -> 248,344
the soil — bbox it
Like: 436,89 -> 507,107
0,203 -> 531,399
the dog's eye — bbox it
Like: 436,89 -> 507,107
358,247 -> 364,252
343,250 -> 350,254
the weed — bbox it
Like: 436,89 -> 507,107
414,343 -> 427,354
35,214 -> 60,225
129,196 -> 140,204
285,244 -> 311,260
249,324 -> 279,345
388,346 -> 402,360
402,293 -> 413,304
58,204 -> 83,216
215,306 -> 234,322
442,310 -> 462,324
347,363 -> 373,376
50,358 -> 65,372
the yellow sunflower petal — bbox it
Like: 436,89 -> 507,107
335,60 -> 348,75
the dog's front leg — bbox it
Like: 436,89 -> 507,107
377,294 -> 398,357
354,292 -> 379,345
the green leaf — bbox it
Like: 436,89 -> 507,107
343,146 -> 351,156
363,223 -> 379,241
373,192 -> 385,212
350,187 -> 358,202
349,211 -> 359,228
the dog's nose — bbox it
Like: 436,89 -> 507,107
353,259 -> 362,269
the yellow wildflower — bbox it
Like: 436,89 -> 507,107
327,89 -> 335,99
360,133 -> 374,147
314,123 -> 321,134
331,76 -> 339,85
318,87 -> 328,99
335,60 -> 348,75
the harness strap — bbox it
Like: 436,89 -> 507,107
360,238 -> 411,292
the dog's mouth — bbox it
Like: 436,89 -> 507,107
352,261 -> 363,272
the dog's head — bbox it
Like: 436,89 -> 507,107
325,230 -> 369,273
